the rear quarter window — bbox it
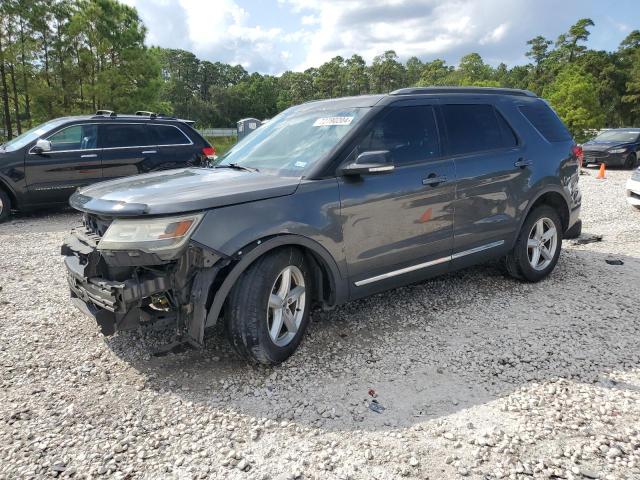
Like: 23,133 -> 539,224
150,125 -> 192,146
441,104 -> 514,156
519,102 -> 572,142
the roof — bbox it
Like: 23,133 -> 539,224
390,86 -> 537,97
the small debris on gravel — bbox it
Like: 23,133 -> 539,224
605,258 -> 624,265
1,171 -> 640,479
570,233 -> 603,245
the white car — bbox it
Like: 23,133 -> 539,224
627,167 -> 640,210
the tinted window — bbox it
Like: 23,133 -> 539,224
496,110 -> 518,147
101,124 -> 150,148
519,102 -> 572,142
442,104 -> 507,155
150,125 -> 191,145
47,124 -> 98,151
357,106 -> 440,165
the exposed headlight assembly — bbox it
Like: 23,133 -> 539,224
98,213 -> 203,259
609,148 -> 627,154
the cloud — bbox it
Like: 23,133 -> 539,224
124,0 -> 637,73
122,0 -> 291,73
480,23 -> 510,45
282,0 -> 624,69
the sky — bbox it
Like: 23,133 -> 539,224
120,0 -> 639,74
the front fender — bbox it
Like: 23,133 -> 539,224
203,234 -> 348,329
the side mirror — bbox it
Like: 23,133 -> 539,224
340,150 -> 394,176
33,139 -> 51,154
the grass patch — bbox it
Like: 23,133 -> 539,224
205,136 -> 237,156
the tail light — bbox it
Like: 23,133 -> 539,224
202,146 -> 216,160
572,145 -> 583,166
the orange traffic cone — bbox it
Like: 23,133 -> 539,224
596,163 -> 606,180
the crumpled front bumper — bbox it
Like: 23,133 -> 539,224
61,226 -> 225,342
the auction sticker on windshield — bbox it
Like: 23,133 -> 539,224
313,116 -> 354,127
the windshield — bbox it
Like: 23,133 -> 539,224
216,106 -> 370,176
1,119 -> 68,152
593,130 -> 640,143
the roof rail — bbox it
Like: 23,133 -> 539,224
95,109 -> 116,117
390,86 -> 536,97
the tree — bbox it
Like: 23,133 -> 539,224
458,53 -> 493,85
405,56 -> 423,86
416,59 -> 454,86
344,54 -> 368,95
369,50 -> 406,93
544,64 -> 604,141
526,35 -> 552,66
555,18 -> 595,63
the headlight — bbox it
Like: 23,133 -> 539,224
609,148 -> 627,154
98,213 -> 203,258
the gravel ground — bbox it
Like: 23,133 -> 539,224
1,168 -> 639,480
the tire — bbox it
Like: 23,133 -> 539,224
624,153 -> 637,169
504,205 -> 563,282
225,247 -> 312,365
0,189 -> 11,223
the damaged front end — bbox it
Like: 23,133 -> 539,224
61,213 -> 229,347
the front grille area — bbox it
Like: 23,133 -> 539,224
583,151 -> 609,162
83,213 -> 113,238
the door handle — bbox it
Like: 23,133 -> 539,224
80,154 -> 97,158
422,175 -> 448,186
514,158 -> 532,168
142,150 -> 157,154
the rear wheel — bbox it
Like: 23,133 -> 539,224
225,247 -> 312,365
0,189 -> 11,223
504,206 -> 563,282
624,153 -> 637,169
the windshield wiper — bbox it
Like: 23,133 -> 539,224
215,163 -> 259,173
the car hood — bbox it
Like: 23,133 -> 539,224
582,141 -> 630,152
70,168 -> 301,216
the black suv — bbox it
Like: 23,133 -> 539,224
0,111 -> 214,222
61,87 -> 582,365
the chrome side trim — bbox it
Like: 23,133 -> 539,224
354,240 -> 505,287
450,240 -> 505,260
354,256 -> 449,287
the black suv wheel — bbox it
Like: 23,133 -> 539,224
225,247 -> 312,365
624,153 -> 637,170
0,189 -> 10,223
504,206 -> 563,282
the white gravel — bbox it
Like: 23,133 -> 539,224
1,168 -> 639,480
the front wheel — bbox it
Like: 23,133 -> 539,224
225,247 -> 312,365
0,189 -> 11,223
624,153 -> 637,169
504,206 -> 563,282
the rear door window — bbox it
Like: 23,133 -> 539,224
519,102 -> 572,142
100,124 -> 151,148
441,104 -> 513,156
47,124 -> 98,151
149,125 -> 191,146
356,105 -> 440,165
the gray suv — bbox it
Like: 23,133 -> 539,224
62,87 -> 582,365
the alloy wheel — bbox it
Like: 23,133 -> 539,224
267,265 -> 306,347
527,217 -> 558,271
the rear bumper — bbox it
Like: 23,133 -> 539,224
626,178 -> 640,206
